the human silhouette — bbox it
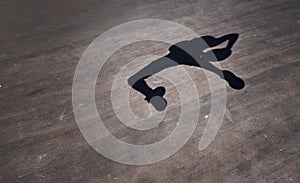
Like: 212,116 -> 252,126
128,34 -> 245,111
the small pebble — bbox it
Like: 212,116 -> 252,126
205,115 -> 209,119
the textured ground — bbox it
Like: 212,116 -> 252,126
0,0 -> 299,182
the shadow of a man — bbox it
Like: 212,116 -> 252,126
128,33 -> 245,111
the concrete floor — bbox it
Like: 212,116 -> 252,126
1,0 -> 299,182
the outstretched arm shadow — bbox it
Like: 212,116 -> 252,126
128,33 -> 245,111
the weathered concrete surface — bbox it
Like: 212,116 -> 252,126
0,0 -> 299,182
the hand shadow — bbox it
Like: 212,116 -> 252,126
128,33 -> 245,111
